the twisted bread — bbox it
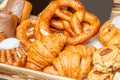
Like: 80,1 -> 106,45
16,18 -> 37,46
34,0 -> 100,45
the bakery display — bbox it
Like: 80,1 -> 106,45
0,0 -> 120,80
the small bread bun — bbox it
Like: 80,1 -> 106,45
0,10 -> 18,37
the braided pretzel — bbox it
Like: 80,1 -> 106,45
50,11 -> 100,45
67,11 -> 100,45
34,0 -> 85,40
34,0 -> 100,45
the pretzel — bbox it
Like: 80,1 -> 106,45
67,11 -> 100,45
50,11 -> 100,45
34,0 -> 85,40
50,19 -> 76,36
34,0 -> 100,45
16,18 -> 37,46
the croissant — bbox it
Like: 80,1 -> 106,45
26,33 -> 66,71
43,45 -> 96,79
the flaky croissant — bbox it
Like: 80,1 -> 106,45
26,33 -> 66,71
43,45 -> 96,79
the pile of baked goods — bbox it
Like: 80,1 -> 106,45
0,0 -> 32,39
0,0 -> 120,80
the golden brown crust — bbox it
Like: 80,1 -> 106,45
34,0 -> 85,38
34,0 -> 100,45
87,67 -> 114,80
43,45 -> 96,79
20,1 -> 32,23
98,19 -> 120,46
93,45 -> 120,73
26,33 -> 66,71
67,11 -> 100,45
16,18 -> 37,46
0,31 -> 6,42
26,62 -> 42,71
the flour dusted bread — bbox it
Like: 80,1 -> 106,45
0,0 -> 32,23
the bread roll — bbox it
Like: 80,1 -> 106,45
0,10 -> 17,37
0,0 -> 32,23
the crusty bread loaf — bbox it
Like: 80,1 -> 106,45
0,0 -> 32,23
0,10 -> 18,37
